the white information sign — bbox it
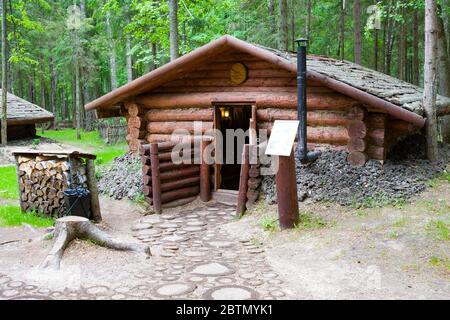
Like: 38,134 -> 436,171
265,120 -> 299,156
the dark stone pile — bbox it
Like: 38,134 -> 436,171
98,153 -> 143,200
261,136 -> 449,207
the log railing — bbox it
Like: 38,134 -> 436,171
140,138 -> 212,214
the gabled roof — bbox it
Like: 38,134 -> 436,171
85,35 -> 450,128
3,92 -> 54,125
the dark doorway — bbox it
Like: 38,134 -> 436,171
214,105 -> 252,191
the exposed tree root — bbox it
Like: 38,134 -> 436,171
40,216 -> 151,270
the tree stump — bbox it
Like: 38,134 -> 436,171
40,216 -> 151,270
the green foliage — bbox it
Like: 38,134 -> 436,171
297,212 -> 327,230
0,166 -> 19,200
0,206 -> 54,228
261,217 -> 278,232
426,219 -> 450,241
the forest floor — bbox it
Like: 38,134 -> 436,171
0,133 -> 448,299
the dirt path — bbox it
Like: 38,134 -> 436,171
225,180 -> 450,300
0,197 -> 291,300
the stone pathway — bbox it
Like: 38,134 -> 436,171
0,202 -> 292,300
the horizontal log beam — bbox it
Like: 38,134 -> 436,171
146,109 -> 214,122
147,121 -> 213,135
160,166 -> 200,182
257,109 -> 348,126
136,92 -> 358,110
161,186 -> 200,204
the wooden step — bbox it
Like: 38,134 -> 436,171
212,189 -> 239,206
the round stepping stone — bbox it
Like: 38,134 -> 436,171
268,279 -> 283,285
161,214 -> 178,220
162,234 -> 190,242
86,286 -> 109,295
204,240 -> 234,248
163,244 -> 179,251
245,279 -> 264,287
182,226 -> 205,232
7,281 -> 24,288
207,207 -> 219,211
187,276 -> 206,283
203,285 -> 259,300
157,222 -> 179,229
183,250 -> 208,257
175,230 -> 188,235
188,262 -> 235,277
160,251 -> 176,258
136,229 -> 162,237
23,285 -> 37,291
248,248 -> 264,254
186,214 -> 199,219
270,290 -> 286,298
216,277 -> 234,284
162,276 -> 179,282
263,272 -> 278,279
1,289 -> 19,297
131,223 -> 153,231
186,220 -> 207,227
153,283 -> 196,297
142,215 -> 162,223
240,273 -> 257,280
154,266 -> 167,272
170,270 -> 183,275
172,264 -> 185,270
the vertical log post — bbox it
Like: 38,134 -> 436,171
236,144 -> 250,217
150,143 -> 162,214
200,139 -> 211,202
275,151 -> 299,229
86,159 -> 102,222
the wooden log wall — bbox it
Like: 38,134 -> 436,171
123,101 -> 148,154
140,141 -> 203,213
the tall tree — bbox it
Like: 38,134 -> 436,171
353,0 -> 362,64
1,0 -> 7,146
413,10 -> 420,85
106,10 -> 117,90
168,0 -> 179,61
437,10 -> 450,142
278,0 -> 288,51
423,0 -> 439,161
305,0 -> 312,41
339,0 -> 345,60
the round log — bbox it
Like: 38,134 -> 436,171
143,185 -> 152,196
347,138 -> 366,152
128,116 -> 141,129
161,186 -> 200,204
161,176 -> 200,193
246,189 -> 259,203
367,129 -> 385,147
347,151 -> 368,167
257,109 -> 348,126
160,166 -> 200,182
347,120 -> 367,139
347,105 -> 367,120
143,175 -> 152,185
125,102 -> 140,117
248,177 -> 262,190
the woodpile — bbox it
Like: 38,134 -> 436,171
16,156 -> 86,216
14,152 -> 101,221
124,102 -> 147,154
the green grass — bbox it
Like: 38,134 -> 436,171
39,129 -> 127,166
297,212 -> 327,229
0,166 -> 19,200
0,205 -> 54,228
426,219 -> 450,241
261,217 -> 278,232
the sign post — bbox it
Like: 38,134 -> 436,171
266,120 -> 300,229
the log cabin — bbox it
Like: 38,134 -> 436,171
1,92 -> 54,140
85,35 -> 450,207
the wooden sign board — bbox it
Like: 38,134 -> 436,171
265,120 -> 299,156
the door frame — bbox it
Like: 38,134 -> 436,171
212,102 -> 256,191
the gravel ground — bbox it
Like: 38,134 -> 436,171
262,136 -> 449,206
98,153 -> 143,200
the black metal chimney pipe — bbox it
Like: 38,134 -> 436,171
296,38 -> 321,163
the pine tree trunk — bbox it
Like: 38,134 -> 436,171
423,0 -> 439,161
339,0 -> 345,60
168,0 -> 179,61
126,36 -> 133,83
0,0 -> 7,146
353,0 -> 362,64
436,13 -> 450,142
398,6 -> 406,80
106,11 -> 117,90
305,0 -> 312,41
268,0 -> 275,35
278,0 -> 288,51
413,10 -> 420,85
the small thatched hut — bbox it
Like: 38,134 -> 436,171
1,92 -> 54,140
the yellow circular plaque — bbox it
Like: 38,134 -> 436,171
230,63 -> 248,85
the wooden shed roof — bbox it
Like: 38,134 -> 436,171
3,91 -> 54,125
85,35 -> 450,128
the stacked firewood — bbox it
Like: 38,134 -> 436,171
16,156 -> 87,216
140,141 -> 202,213
124,102 -> 147,154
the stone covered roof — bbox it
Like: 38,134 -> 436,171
2,92 -> 54,125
